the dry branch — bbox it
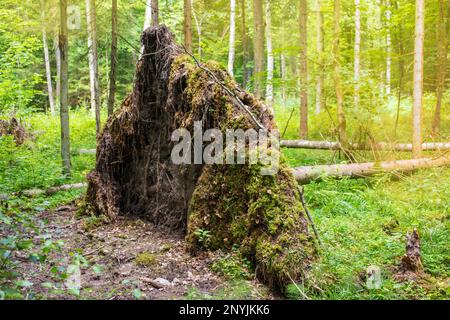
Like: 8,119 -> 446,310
293,156 -> 450,183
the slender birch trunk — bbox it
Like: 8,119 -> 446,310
265,0 -> 273,106
316,0 -> 324,114
385,1 -> 391,95
333,0 -> 347,146
42,29 -> 55,115
86,0 -> 101,136
107,0 -> 118,116
54,34 -> 61,107
354,0 -> 361,109
144,0 -> 152,30
59,0 -> 71,175
412,0 -> 424,159
241,0 -> 248,88
228,0 -> 236,76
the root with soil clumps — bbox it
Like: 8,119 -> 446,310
0,117 -> 28,145
85,25 -> 315,290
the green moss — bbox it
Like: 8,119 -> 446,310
134,252 -> 157,267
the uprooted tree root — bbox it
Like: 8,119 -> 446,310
0,117 -> 28,145
85,25 -> 316,291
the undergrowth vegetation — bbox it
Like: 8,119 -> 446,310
0,108 -> 449,300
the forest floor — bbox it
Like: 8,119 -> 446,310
0,110 -> 449,300
0,197 -> 271,300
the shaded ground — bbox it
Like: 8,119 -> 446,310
2,202 -> 271,300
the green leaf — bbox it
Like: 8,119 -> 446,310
132,288 -> 142,300
15,280 -> 33,287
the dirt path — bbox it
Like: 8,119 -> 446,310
5,205 -> 270,300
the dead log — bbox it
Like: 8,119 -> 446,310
293,156 -> 450,183
85,25 -> 315,290
77,148 -> 96,155
281,139 -> 450,151
19,183 -> 87,197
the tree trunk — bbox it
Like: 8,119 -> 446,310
59,0 -> 71,175
265,0 -> 274,106
280,139 -> 450,151
183,0 -> 192,53
86,0 -> 101,136
385,1 -> 391,95
228,0 -> 236,76
151,0 -> 159,26
412,0 -> 424,159
354,0 -> 361,109
241,0 -> 248,88
107,0 -> 118,116
54,34 -> 61,107
144,0 -> 152,30
333,0 -> 347,146
394,0 -> 404,138
293,156 -> 450,184
315,0 -> 324,114
299,0 -> 308,138
252,0 -> 264,99
281,52 -> 287,103
431,0 -> 447,136
42,29 -> 55,115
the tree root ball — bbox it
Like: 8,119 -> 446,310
85,25 -> 316,290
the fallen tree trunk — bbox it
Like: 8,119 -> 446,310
19,183 -> 87,197
77,148 -> 96,155
281,139 -> 450,151
0,183 -> 87,200
293,156 -> 450,183
85,25 -> 315,290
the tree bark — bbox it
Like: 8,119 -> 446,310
265,0 -> 274,106
184,0 -> 193,53
280,139 -> 450,151
54,34 -> 61,107
431,0 -> 447,136
385,1 -> 392,95
412,0 -> 424,159
299,0 -> 308,138
241,0 -> 248,88
293,156 -> 450,184
228,0 -> 236,76
354,0 -> 361,109
42,29 -> 56,115
151,0 -> 159,26
394,0 -> 404,138
86,0 -> 101,136
144,0 -> 152,30
315,0 -> 324,114
107,0 -> 118,116
333,0 -> 347,146
59,0 -> 71,175
252,0 -> 264,99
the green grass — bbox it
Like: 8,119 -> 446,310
299,169 -> 449,299
0,109 -> 99,193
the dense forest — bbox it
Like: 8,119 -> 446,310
0,0 -> 448,301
